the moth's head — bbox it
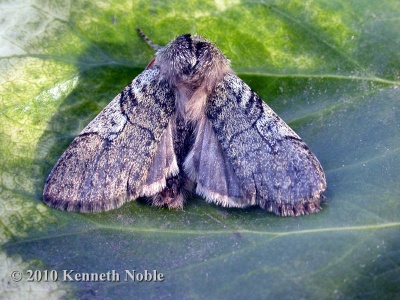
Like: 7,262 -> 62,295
154,34 -> 231,90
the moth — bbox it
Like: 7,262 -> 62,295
43,29 -> 326,217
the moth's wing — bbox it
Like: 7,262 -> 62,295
184,117 -> 250,208
43,67 -> 178,212
186,73 -> 326,216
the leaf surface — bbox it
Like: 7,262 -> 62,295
1,0 -> 399,298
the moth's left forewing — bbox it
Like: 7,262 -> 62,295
203,73 -> 326,216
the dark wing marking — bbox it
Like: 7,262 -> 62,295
202,73 -> 326,216
43,67 -> 177,212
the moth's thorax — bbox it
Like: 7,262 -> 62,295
155,34 -> 231,90
154,34 -> 231,122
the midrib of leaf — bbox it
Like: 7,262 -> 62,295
5,222 -> 399,246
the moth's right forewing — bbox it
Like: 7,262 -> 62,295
43,67 -> 177,212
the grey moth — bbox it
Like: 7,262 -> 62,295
43,30 -> 326,217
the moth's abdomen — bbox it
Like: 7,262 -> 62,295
144,113 -> 194,209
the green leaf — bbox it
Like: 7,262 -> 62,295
1,0 -> 399,299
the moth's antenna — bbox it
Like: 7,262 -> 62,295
137,28 -> 162,51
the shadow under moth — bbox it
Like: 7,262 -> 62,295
43,29 -> 326,217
